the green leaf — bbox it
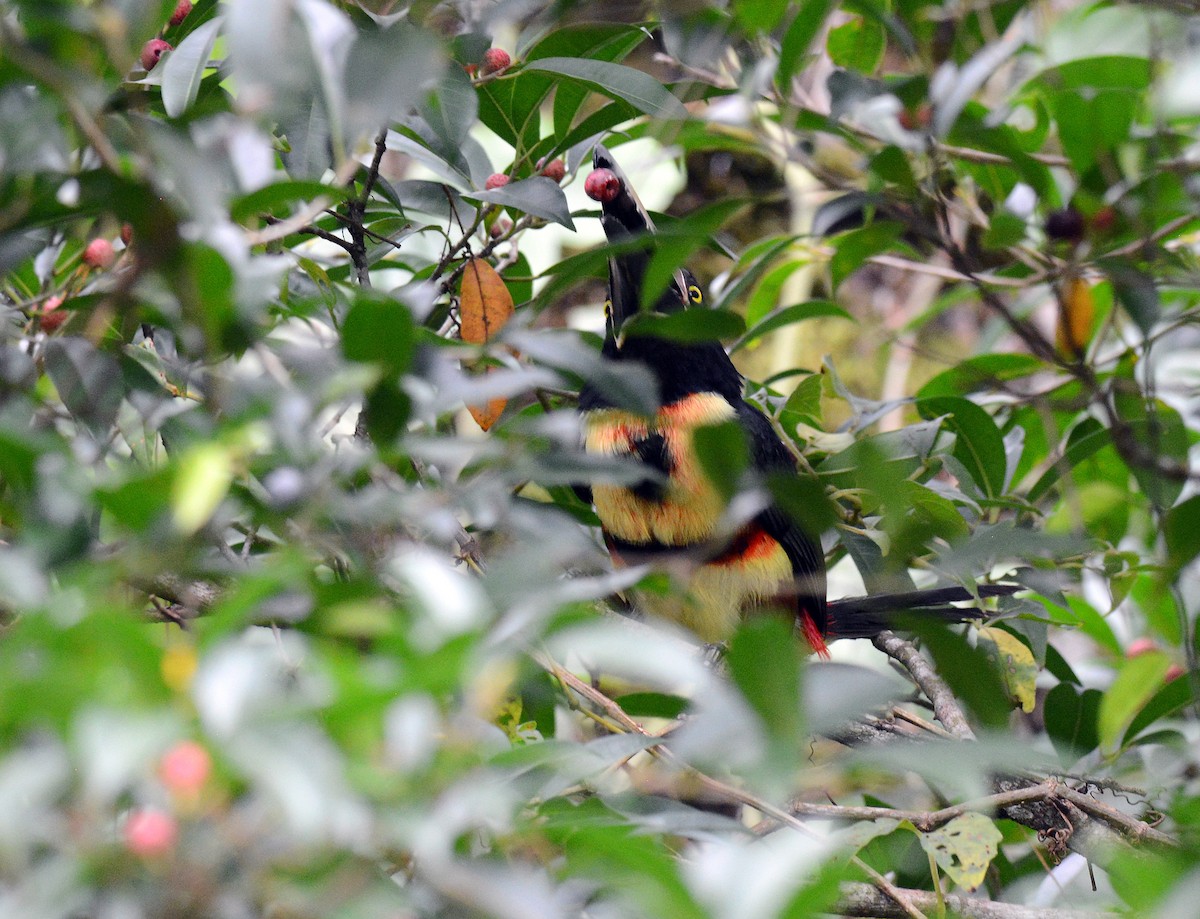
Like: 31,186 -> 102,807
693,421 -> 748,502
1102,261 -> 1159,336
43,338 -> 123,435
1044,682 -> 1102,762
918,813 -> 1002,892
465,176 -> 575,229
161,17 -> 221,117
826,15 -> 886,73
909,621 -> 1011,728
725,617 -> 805,761
830,222 -> 903,291
777,1 -> 837,91
732,300 -> 851,352
230,180 -> 349,224
1098,651 -> 1171,754
1164,495 -> 1200,577
732,0 -> 789,33
919,397 -> 1008,499
172,442 -> 234,535
1124,674 -> 1195,746
622,308 -> 745,344
522,58 -> 689,119
1027,417 -> 1109,503
342,293 -> 415,372
614,692 -> 689,719
918,354 -> 1044,400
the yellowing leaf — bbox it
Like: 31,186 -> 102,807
978,625 -> 1038,714
1056,275 -> 1095,358
460,258 -> 515,431
460,257 -> 514,344
172,443 -> 234,534
919,813 -> 1002,892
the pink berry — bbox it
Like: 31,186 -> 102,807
481,48 -> 511,75
539,158 -> 565,183
140,38 -> 172,71
39,295 -> 66,333
169,1 -> 192,26
485,173 -> 509,190
82,238 -> 115,269
1166,664 -> 1185,682
584,168 -> 620,203
124,808 -> 178,857
159,741 -> 212,795
1126,637 -> 1159,658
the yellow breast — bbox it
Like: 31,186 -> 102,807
584,393 -> 737,547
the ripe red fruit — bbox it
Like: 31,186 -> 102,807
39,295 -> 66,333
82,238 -> 115,269
1091,206 -> 1118,234
120,223 -> 133,246
1166,664 -> 1185,682
481,48 -> 511,75
124,808 -> 178,857
584,168 -> 620,203
159,741 -> 212,795
539,158 -> 566,183
1126,637 -> 1159,658
898,103 -> 932,131
140,38 -> 172,71
485,173 -> 510,190
169,1 -> 192,26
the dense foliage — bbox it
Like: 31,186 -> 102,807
1,0 -> 1199,916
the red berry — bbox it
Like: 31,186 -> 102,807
489,217 -> 512,239
1091,206 -> 1117,234
539,158 -> 566,183
124,808 -> 177,857
584,168 -> 620,203
140,38 -> 172,71
120,223 -> 133,246
83,238 -> 115,269
159,741 -> 211,796
485,173 -> 509,190
39,295 -> 66,333
898,103 -> 932,131
464,63 -> 478,77
1166,664 -> 1185,682
481,48 -> 511,75
169,1 -> 192,26
1126,637 -> 1159,658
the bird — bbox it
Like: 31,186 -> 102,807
578,144 -> 1016,656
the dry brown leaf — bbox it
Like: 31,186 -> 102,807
460,257 -> 514,344
460,258 -> 515,431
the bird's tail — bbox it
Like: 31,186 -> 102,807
825,583 -> 1019,639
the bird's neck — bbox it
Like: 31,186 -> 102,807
598,337 -> 743,407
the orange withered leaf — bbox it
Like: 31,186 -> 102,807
460,258 -> 515,431
1057,275 -> 1095,359
460,257 -> 514,345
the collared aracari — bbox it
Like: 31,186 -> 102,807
578,145 -> 1015,656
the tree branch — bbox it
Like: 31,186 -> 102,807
837,882 -> 1118,919
872,630 -> 976,740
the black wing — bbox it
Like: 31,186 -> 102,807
736,400 -> 828,634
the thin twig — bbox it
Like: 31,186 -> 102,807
872,630 -> 976,740
837,881 -> 1118,919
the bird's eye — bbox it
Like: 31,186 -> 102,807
687,284 -> 703,303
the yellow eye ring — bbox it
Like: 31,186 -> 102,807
687,284 -> 703,303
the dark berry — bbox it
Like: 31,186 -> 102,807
1045,208 -> 1085,243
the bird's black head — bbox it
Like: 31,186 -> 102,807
593,145 -> 702,340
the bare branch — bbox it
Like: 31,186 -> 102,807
837,882 -> 1119,919
872,630 -> 976,740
